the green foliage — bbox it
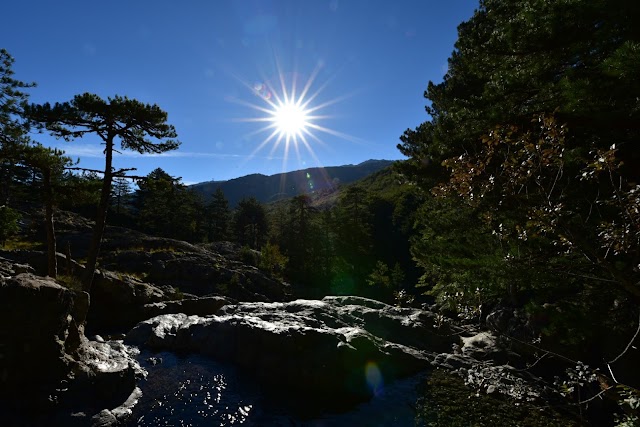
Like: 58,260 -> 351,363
333,186 -> 373,290
0,49 -> 34,123
26,93 -> 180,152
259,242 -> 288,279
410,194 -> 511,314
614,384 -> 640,426
135,168 -> 204,241
218,273 -> 243,296
398,0 -> 640,178
367,260 -> 406,303
233,197 -> 269,250
283,194 -> 320,282
0,205 -> 20,246
397,0 -> 640,315
418,369 -> 579,426
0,49 -> 35,206
367,261 -> 404,289
56,274 -> 84,292
2,237 -> 40,250
206,187 -> 231,242
261,170 -> 421,298
111,177 -> 132,214
58,171 -> 102,214
172,287 -> 185,300
396,2 -> 640,422
26,92 -> 181,290
436,115 -> 639,301
367,261 -> 393,289
239,245 -> 259,266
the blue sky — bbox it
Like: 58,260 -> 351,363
3,0 -> 477,184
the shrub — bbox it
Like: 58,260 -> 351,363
0,205 -> 21,247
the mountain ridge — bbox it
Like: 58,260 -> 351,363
190,159 -> 394,207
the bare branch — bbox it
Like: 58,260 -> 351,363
574,385 -> 614,406
64,166 -> 145,180
608,311 -> 640,365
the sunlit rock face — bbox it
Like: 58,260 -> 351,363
126,296 -> 457,409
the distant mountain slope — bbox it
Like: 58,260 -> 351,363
308,163 -> 408,209
190,159 -> 394,207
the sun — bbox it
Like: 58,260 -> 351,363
271,99 -> 311,138
228,63 -> 360,173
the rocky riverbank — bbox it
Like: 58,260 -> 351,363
0,221 -> 586,426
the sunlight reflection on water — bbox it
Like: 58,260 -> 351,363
129,352 -> 259,426
128,349 -> 424,426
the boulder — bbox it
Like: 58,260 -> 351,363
126,296 -> 458,408
0,271 -> 88,406
88,234 -> 291,302
452,331 -> 521,368
87,269 -> 167,332
58,339 -> 142,425
142,296 -> 231,318
0,249 -> 80,278
143,251 -> 289,301
0,259 -> 143,425
0,256 -> 34,276
27,210 -> 292,303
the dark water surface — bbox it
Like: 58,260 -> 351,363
127,349 -> 424,426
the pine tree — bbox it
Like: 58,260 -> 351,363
26,94 -> 180,291
206,188 -> 231,242
233,197 -> 268,249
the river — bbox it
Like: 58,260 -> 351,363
127,349 -> 426,426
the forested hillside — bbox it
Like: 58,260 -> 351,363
189,159 -> 393,207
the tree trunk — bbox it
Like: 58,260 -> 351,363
43,169 -> 57,278
82,137 -> 114,292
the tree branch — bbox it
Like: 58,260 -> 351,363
64,166 -> 145,180
608,311 -> 640,365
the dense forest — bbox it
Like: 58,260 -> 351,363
396,0 -> 640,423
1,0 -> 640,424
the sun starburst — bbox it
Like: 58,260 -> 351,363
271,99 -> 310,138
229,62 -> 359,173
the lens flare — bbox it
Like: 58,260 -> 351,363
365,361 -> 384,396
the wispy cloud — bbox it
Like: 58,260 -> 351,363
54,143 -> 282,160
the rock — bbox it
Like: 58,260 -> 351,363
71,340 -> 141,406
0,249 -> 82,278
0,261 -> 143,425
0,271 -> 88,408
485,304 -> 534,341
90,409 -> 117,427
431,353 -> 477,370
461,332 -> 497,358
143,251 -> 288,301
87,269 -> 167,332
142,296 -> 230,318
93,233 -> 291,302
21,210 -> 292,303
110,386 -> 142,420
0,256 -> 34,277
146,357 -> 163,365
459,331 -> 523,366
126,296 -> 457,408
